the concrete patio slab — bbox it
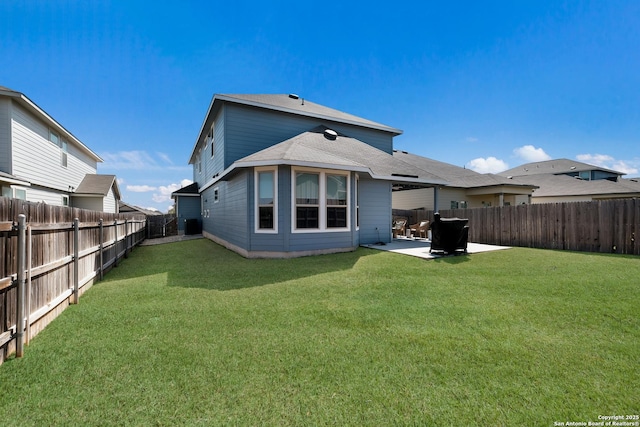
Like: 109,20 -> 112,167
361,236 -> 510,259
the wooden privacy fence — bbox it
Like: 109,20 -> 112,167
394,198 -> 639,255
0,198 -> 146,363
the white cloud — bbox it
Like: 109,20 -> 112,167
156,152 -> 173,165
513,145 -> 551,162
576,153 -> 613,165
577,154 -> 639,175
100,151 -> 157,170
466,157 -> 509,174
152,179 -> 194,203
127,185 -> 157,192
466,137 -> 478,143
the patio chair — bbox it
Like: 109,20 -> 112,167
392,218 -> 407,238
429,212 -> 469,255
409,220 -> 430,239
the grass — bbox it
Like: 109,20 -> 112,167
0,239 -> 638,426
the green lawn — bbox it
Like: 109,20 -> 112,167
0,239 -> 638,426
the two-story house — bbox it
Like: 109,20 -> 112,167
173,93 -> 446,258
0,86 -> 120,212
498,159 -> 640,203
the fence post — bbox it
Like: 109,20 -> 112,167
114,219 -> 119,267
124,219 -> 129,259
26,225 -> 32,345
99,219 -> 104,280
16,214 -> 26,357
73,218 -> 79,304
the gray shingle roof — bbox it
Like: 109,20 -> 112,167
234,126 -> 447,186
393,150 -> 537,189
74,174 -> 120,198
498,158 -> 623,177
171,182 -> 199,196
510,174 -> 640,198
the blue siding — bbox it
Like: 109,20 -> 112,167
358,177 -> 392,244
224,104 -> 394,170
194,108 -> 226,188
202,172 -> 249,249
176,196 -> 201,232
248,167 -> 358,254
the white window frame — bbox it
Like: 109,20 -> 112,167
209,125 -> 215,158
254,167 -> 278,234
291,167 -> 350,234
355,174 -> 360,231
49,129 -> 60,146
61,140 -> 68,167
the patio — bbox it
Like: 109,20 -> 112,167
361,236 -> 511,259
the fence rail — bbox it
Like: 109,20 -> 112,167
0,197 -> 146,363
393,198 -> 638,256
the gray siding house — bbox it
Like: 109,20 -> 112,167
0,86 -> 120,213
173,94 -> 445,258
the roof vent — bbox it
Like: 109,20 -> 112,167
288,94 -> 299,99
324,129 -> 338,140
570,166 -> 576,170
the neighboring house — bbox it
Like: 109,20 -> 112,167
497,159 -> 640,203
392,150 -> 538,209
119,200 -> 162,216
0,85 -> 120,212
72,174 -> 120,213
173,93 -> 446,258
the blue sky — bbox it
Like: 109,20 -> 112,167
2,1 -> 639,212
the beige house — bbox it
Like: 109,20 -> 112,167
392,150 -> 538,210
498,159 -> 640,203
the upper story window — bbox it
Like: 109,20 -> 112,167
49,130 -> 60,146
208,125 -> 215,158
292,168 -> 350,233
49,130 -> 68,167
61,140 -> 68,167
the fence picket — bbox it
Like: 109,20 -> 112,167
394,198 -> 639,256
0,197 -> 146,363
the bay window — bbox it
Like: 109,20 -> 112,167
293,168 -> 350,232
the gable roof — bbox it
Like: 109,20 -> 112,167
0,86 -> 103,163
498,158 -> 623,177
201,126 -> 447,192
393,150 -> 538,190
510,173 -> 640,198
119,200 -> 162,216
74,174 -> 120,199
189,93 -> 402,164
